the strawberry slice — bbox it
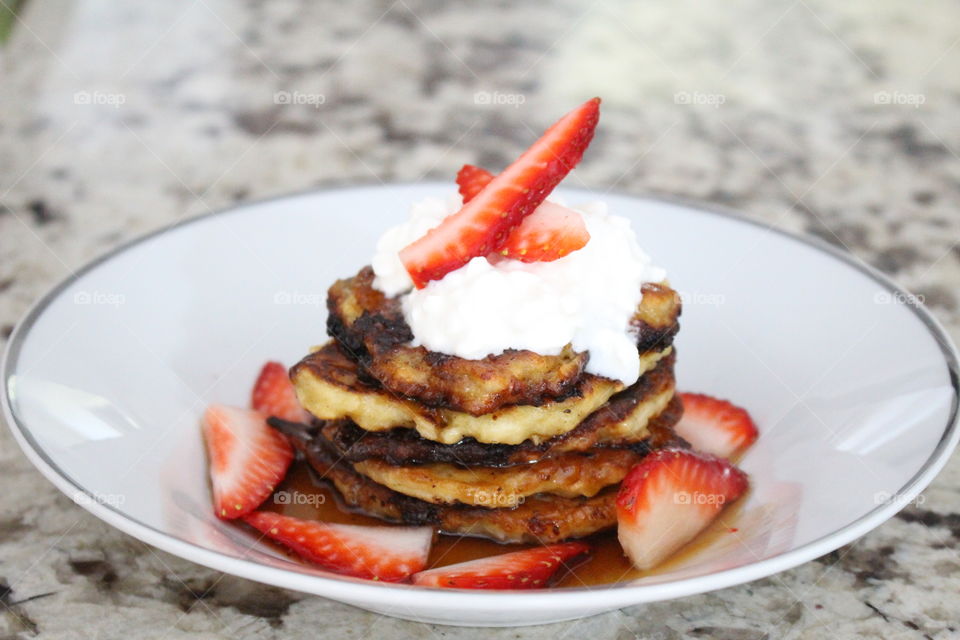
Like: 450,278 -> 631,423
456,165 -> 590,262
401,98 -> 601,288
616,449 -> 748,570
202,405 -> 294,519
498,201 -> 590,262
411,542 -> 590,589
675,393 -> 759,459
244,511 -> 433,582
456,164 -> 493,202
251,361 -> 309,423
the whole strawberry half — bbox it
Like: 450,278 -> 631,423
244,511 -> 433,582
202,404 -> 294,519
616,449 -> 748,570
675,393 -> 758,460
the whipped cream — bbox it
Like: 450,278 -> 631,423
371,195 -> 667,385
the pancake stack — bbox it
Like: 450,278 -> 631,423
278,266 -> 684,544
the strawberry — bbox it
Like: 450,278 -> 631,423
616,449 -> 748,570
401,98 -> 601,288
411,542 -> 590,589
251,361 -> 310,423
675,393 -> 758,459
456,164 -> 493,202
456,164 -> 591,262
202,405 -> 294,519
498,201 -> 590,262
243,511 -> 433,582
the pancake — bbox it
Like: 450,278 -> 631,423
284,428 -> 622,543
313,391 -> 679,467
351,447 -> 646,506
292,341 -> 672,445
280,350 -> 681,467
327,266 -> 681,415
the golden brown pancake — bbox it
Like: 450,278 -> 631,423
352,447 -> 646,506
327,267 -> 681,415
292,341 -> 672,445
294,351 -> 681,467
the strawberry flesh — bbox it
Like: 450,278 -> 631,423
202,405 -> 294,519
499,201 -> 590,262
411,541 -> 590,589
616,449 -> 748,570
244,511 -> 433,582
251,361 -> 310,424
456,164 -> 590,262
675,393 -> 758,459
401,98 -> 600,288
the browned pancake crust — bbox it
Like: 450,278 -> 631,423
285,429 -> 621,543
289,351 -> 682,467
292,340 -> 638,445
327,266 -> 681,415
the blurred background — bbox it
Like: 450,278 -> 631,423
0,1 -> 958,638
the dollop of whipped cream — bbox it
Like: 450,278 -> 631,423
371,195 -> 667,385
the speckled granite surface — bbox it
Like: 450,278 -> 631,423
1,0 -> 959,638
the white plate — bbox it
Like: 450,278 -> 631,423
2,184 -> 958,627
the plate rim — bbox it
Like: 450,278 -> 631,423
2,182 -> 958,612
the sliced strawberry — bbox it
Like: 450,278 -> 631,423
456,164 -> 590,262
251,361 -> 309,423
401,98 -> 601,288
244,511 -> 433,582
498,201 -> 590,262
676,393 -> 758,459
616,449 -> 748,570
411,542 -> 590,589
456,164 -> 493,203
202,405 -> 294,519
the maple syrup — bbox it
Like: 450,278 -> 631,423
260,461 -> 746,586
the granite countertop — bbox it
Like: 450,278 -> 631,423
1,0 -> 959,638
